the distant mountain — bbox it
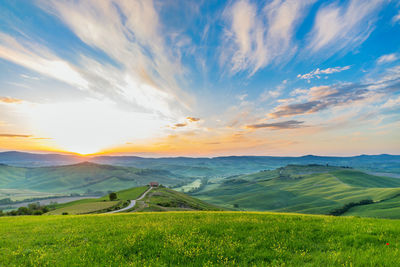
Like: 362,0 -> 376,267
0,151 -> 399,176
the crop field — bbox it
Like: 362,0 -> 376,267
46,201 -> 119,215
0,212 -> 399,266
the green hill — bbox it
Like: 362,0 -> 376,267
1,212 -> 400,266
47,186 -> 220,215
133,187 -> 222,212
0,162 -> 191,199
192,165 -> 400,218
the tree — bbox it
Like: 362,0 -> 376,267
109,192 -> 117,201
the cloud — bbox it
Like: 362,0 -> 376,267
247,120 -> 304,129
0,33 -> 88,90
0,97 -> 22,104
393,11 -> 400,24
377,53 -> 398,64
308,0 -> 383,54
186,117 -> 200,122
222,0 -> 315,76
0,134 -> 31,138
297,66 -> 350,80
174,123 -> 187,127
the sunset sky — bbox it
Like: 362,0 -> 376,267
0,0 -> 399,156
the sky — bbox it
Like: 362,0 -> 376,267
0,0 -> 399,156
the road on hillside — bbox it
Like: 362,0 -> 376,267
107,186 -> 153,214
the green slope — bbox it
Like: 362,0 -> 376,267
134,187 -> 222,212
343,195 -> 400,219
0,162 -> 190,198
192,165 -> 400,217
1,212 -> 400,266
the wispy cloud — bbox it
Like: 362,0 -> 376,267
247,120 -> 304,129
377,53 -> 398,64
393,11 -> 400,24
270,65 -> 400,118
308,0 -> 383,55
0,134 -> 31,138
186,117 -> 200,122
297,66 -> 350,81
222,0 -> 315,76
0,33 -> 88,89
0,96 -> 22,104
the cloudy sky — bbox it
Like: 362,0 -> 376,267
0,0 -> 399,156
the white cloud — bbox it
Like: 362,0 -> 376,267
0,33 -> 88,89
308,0 -> 383,54
297,66 -> 350,80
377,53 -> 398,64
222,0 -> 315,76
393,11 -> 400,24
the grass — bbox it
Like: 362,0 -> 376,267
343,195 -> 400,219
0,162 -> 188,195
135,187 -> 221,212
46,201 -> 120,215
47,186 -> 149,214
0,212 -> 399,266
193,165 -> 400,217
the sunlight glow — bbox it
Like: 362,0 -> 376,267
26,100 -> 168,155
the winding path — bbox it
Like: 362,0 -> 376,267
107,186 -> 153,214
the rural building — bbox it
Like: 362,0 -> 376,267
149,182 -> 159,187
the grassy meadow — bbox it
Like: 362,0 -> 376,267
0,212 -> 399,266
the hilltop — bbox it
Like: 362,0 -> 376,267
191,164 -> 400,218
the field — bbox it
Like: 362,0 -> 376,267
46,201 -> 119,215
134,187 -> 221,212
192,165 -> 400,217
0,162 -> 190,197
47,186 -> 149,214
0,212 -> 399,266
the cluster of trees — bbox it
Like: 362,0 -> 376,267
329,199 -> 373,216
0,203 -> 49,216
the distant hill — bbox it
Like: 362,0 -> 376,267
191,164 -> 400,218
0,162 -> 191,198
1,151 -> 400,177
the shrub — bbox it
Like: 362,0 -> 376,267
62,212 -> 68,215
109,192 -> 117,201
33,210 -> 43,215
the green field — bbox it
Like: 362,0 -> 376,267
0,212 -> 399,266
47,201 -> 119,215
47,186 -> 149,214
0,162 -> 190,198
134,187 -> 221,212
192,165 -> 400,218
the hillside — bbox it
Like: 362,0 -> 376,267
132,187 -> 221,212
0,162 -> 191,199
192,165 -> 400,217
1,212 -> 400,266
46,186 -> 220,215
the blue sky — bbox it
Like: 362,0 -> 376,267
0,0 -> 399,156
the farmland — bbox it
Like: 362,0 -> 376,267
0,212 -> 399,266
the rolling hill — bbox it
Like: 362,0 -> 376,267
46,185 -> 220,215
0,162 -> 192,199
191,165 -> 400,218
1,151 -> 400,177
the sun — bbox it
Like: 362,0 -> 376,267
26,99 -> 168,155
